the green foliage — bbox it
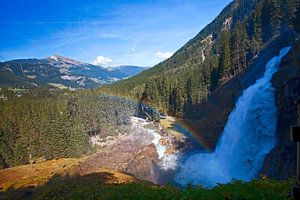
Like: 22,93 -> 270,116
99,0 -> 300,119
231,21 -> 249,72
250,2 -> 264,55
2,177 -> 294,200
218,31 -> 232,83
0,88 -> 139,169
1,0 -> 299,172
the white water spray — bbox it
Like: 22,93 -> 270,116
175,47 -> 291,187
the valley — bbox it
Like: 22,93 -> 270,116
0,114 -> 196,190
0,109 -> 295,199
0,0 -> 300,199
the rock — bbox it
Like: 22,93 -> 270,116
260,37 -> 300,179
124,144 -> 160,183
76,118 -> 164,183
185,32 -> 297,150
165,148 -> 176,155
179,31 -> 298,179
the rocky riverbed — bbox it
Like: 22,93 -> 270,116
79,116 -> 194,184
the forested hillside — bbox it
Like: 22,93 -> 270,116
0,1 -> 300,198
1,0 -> 298,172
100,0 -> 299,118
0,88 -> 139,169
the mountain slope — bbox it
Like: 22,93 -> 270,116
98,0 -> 300,179
100,0 -> 299,116
108,65 -> 150,78
99,0 -> 261,96
0,158 -> 139,192
100,0 -> 298,114
1,165 -> 293,200
0,55 -> 147,89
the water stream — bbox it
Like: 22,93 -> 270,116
174,47 -> 291,187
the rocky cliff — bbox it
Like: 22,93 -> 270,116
261,36 -> 300,179
187,31 -> 299,179
187,31 -> 297,150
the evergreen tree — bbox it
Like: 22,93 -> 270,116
218,31 -> 232,83
251,4 -> 263,55
142,78 -> 160,108
231,21 -> 249,74
283,0 -> 299,27
269,0 -> 282,36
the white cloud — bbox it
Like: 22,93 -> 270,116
92,55 -> 112,65
154,51 -> 173,60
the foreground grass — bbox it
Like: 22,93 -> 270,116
0,158 -> 81,192
0,175 -> 294,200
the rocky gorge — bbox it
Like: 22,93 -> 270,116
181,31 -> 300,180
81,116 -> 194,184
83,37 -> 300,184
261,36 -> 300,179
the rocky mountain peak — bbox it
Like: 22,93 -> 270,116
47,55 -> 82,66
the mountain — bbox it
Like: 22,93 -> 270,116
99,0 -> 262,98
0,55 -> 147,89
109,65 -> 150,78
99,0 -> 300,179
100,0 -> 299,113
100,0 -> 299,129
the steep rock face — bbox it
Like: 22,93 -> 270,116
188,31 -> 296,150
261,37 -> 300,179
190,31 -> 299,179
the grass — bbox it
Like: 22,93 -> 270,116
8,88 -> 28,92
0,158 -> 80,191
0,176 -> 294,200
0,158 -> 294,199
160,116 -> 185,138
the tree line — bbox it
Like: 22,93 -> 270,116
0,88 -> 139,169
100,0 -> 300,119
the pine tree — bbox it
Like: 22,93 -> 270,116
142,78 -> 160,108
251,4 -> 263,55
231,25 -> 241,74
282,0 -> 299,27
269,0 -> 282,36
231,21 -> 249,74
67,118 -> 89,157
240,22 -> 250,69
175,87 -> 185,116
218,31 -> 232,83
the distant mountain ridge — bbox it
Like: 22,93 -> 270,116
0,55 -> 147,89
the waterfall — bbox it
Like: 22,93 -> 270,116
175,47 -> 291,187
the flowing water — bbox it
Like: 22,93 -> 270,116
174,47 -> 291,187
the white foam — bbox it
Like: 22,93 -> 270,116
175,47 -> 291,187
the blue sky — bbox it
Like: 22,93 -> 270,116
0,0 -> 232,67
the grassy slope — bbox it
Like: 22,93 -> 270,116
0,158 -> 138,192
1,176 -> 294,200
0,157 -> 294,200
